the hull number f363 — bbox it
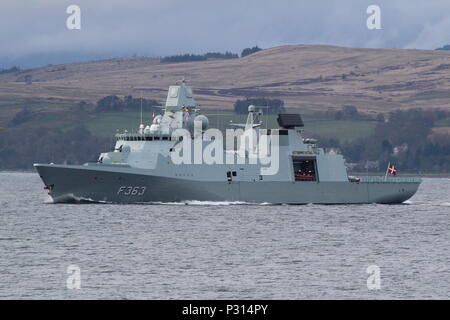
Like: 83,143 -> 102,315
117,186 -> 146,196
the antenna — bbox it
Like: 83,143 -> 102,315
138,91 -> 145,134
265,99 -> 269,129
140,91 -> 143,125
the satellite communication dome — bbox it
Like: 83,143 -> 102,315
186,114 -> 209,132
153,115 -> 162,124
195,115 -> 209,131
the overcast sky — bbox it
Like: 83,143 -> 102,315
1,0 -> 450,68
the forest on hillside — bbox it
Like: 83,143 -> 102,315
313,108 -> 450,173
0,104 -> 449,173
159,46 -> 261,63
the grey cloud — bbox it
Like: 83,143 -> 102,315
1,0 -> 450,68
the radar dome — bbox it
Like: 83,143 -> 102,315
186,114 -> 209,132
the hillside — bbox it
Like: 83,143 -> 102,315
1,45 -> 450,121
1,45 -> 450,171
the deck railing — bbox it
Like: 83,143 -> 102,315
360,177 -> 422,183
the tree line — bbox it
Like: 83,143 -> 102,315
0,126 -> 111,169
315,108 -> 450,173
313,105 -> 376,121
436,44 -> 450,50
95,95 -> 161,112
1,103 -> 449,173
240,46 -> 262,57
234,98 -> 285,114
0,66 -> 21,74
160,46 -> 262,63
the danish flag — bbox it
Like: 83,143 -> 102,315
388,164 -> 397,176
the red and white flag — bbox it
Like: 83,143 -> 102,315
388,164 -> 397,176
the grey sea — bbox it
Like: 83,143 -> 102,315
0,172 -> 448,299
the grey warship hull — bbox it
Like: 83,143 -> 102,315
34,164 -> 420,204
34,81 -> 422,204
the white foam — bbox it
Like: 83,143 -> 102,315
49,193 -> 110,204
402,200 -> 436,206
44,195 -> 54,204
146,200 -> 272,206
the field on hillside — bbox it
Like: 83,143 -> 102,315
1,44 -> 450,136
0,94 -> 379,142
5,102 -> 449,145
82,110 -> 376,142
1,45 -> 450,114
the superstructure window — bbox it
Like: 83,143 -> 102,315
292,157 -> 317,181
226,171 -> 237,181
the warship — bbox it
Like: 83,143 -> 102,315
34,80 -> 421,204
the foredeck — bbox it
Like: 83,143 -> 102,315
360,177 -> 422,183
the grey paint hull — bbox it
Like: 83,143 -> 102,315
35,164 -> 420,204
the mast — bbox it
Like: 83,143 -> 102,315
139,91 -> 144,134
140,95 -> 143,125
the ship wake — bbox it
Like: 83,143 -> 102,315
46,193 -> 110,204
140,200 -> 275,206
